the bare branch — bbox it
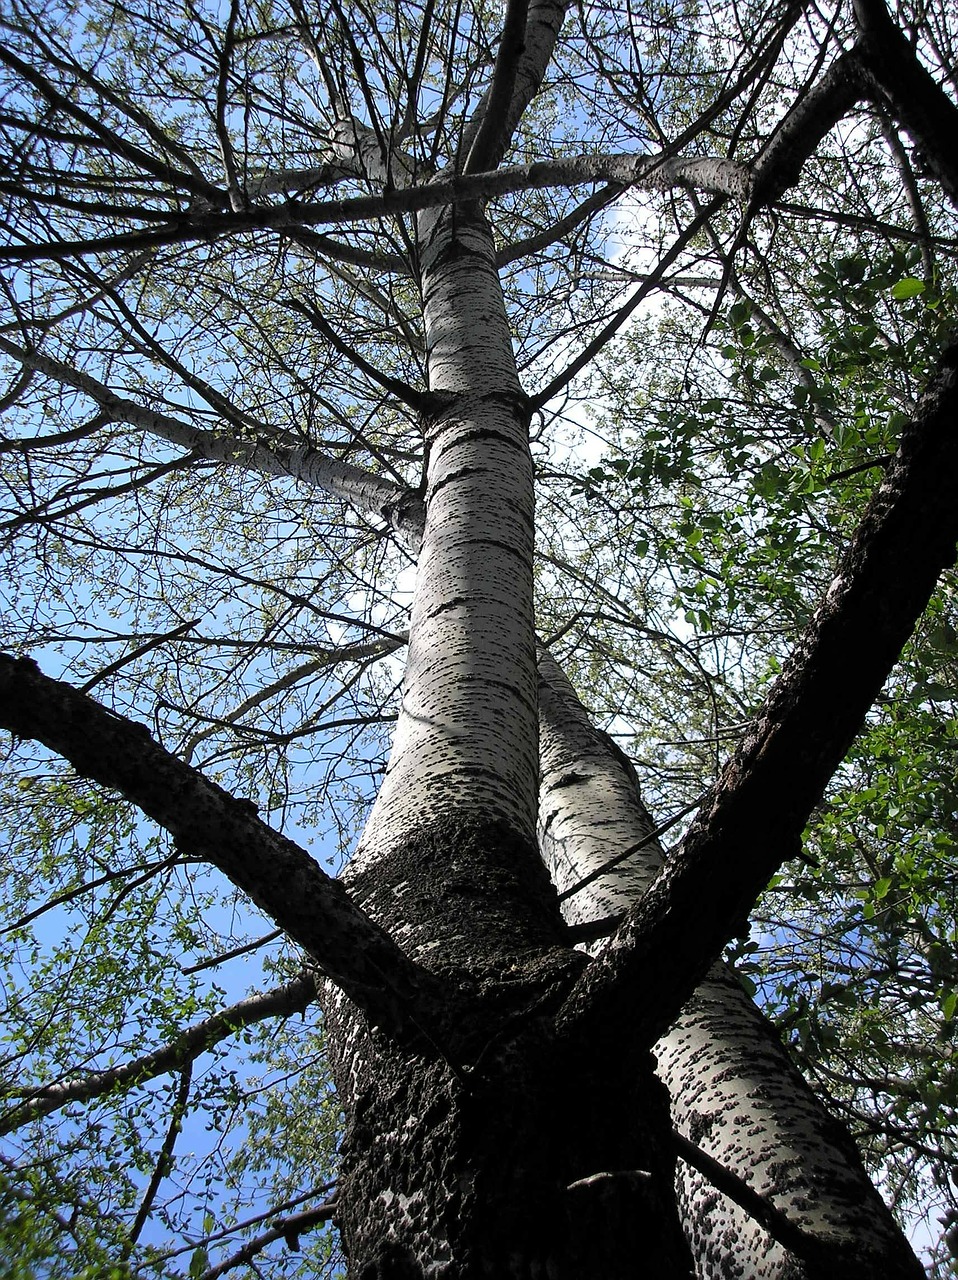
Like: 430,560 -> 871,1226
282,296 -> 426,410
181,929 -> 284,975
673,1132 -> 835,1269
463,0 -> 530,174
1,972 -> 315,1133
0,40 -> 220,203
0,335 -> 422,537
496,184 -> 622,266
79,619 -> 201,693
531,198 -> 727,409
128,1063 -> 192,1245
0,153 -> 751,264
751,48 -> 867,207
199,1200 -> 337,1278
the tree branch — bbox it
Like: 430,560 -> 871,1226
530,198 -> 727,409
0,335 -> 423,541
282,296 -> 426,410
751,47 -> 867,208
558,344 -> 958,1049
0,153 -> 750,264
198,1200 -> 337,1278
457,0 -> 566,172
181,929 -> 284,975
672,1131 -> 858,1271
0,656 -> 445,1040
0,40 -> 219,203
0,972 -> 316,1133
463,0 -> 530,174
496,184 -> 622,266
854,0 -> 958,208
128,1062 -> 192,1245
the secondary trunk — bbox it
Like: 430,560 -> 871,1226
538,654 -> 923,1280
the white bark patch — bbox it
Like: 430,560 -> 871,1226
658,967 -> 917,1277
539,655 -> 659,924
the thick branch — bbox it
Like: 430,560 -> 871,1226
854,0 -> 958,207
463,0 -> 530,174
751,48 -> 867,206
0,656 -> 444,1039
558,344 -> 958,1049
0,154 -> 751,264
458,0 -> 566,172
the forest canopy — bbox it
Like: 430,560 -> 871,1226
0,0 -> 956,1274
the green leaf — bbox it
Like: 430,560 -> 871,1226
836,256 -> 867,283
728,300 -> 751,327
189,1246 -> 210,1278
890,278 -> 926,300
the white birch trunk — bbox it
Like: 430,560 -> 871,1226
331,0 -> 573,862
537,652 -> 921,1278
356,204 -> 538,858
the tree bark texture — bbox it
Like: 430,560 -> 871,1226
327,823 -> 695,1279
538,656 -> 924,1280
332,178 -> 696,1275
357,208 -> 538,859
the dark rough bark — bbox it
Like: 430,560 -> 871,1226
327,1010 -> 694,1279
854,0 -> 958,208
752,49 -> 866,206
326,819 -> 695,1278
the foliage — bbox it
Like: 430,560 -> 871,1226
0,0 -> 956,1271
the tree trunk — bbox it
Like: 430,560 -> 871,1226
325,189 -> 695,1277
538,655 -> 923,1280
326,823 -> 694,1278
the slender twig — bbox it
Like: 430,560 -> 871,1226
128,1064 -> 192,1245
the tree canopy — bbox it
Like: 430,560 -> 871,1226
0,0 -> 957,1274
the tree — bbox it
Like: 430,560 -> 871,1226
0,0 -> 956,1273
